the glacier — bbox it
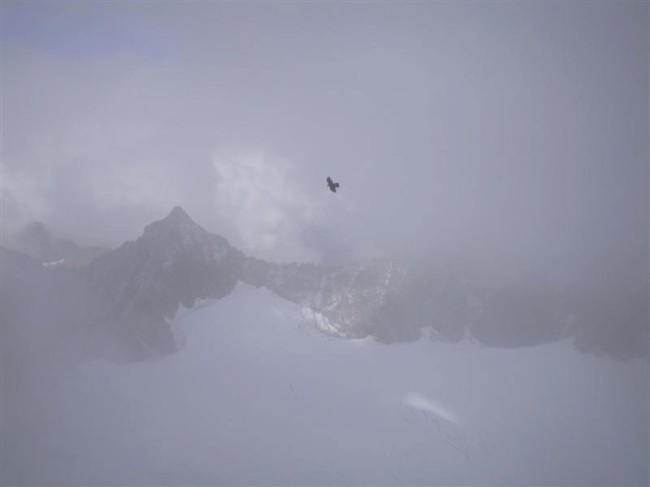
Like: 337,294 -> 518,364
4,284 -> 647,486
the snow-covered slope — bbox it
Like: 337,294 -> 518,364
5,285 -> 647,486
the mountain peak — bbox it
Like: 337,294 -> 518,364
141,206 -> 206,242
164,206 -> 193,224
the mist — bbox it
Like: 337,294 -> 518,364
1,2 -> 648,486
3,2 -> 647,270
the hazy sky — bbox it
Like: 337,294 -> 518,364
1,2 -> 647,277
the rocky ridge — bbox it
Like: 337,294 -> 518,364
2,207 -> 647,361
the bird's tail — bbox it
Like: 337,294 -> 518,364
334,183 -> 340,188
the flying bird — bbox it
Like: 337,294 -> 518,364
326,177 -> 340,193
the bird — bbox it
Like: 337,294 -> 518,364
326,176 -> 340,193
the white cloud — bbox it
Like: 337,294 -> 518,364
212,152 -> 324,263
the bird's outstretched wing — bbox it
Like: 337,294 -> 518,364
326,176 -> 339,192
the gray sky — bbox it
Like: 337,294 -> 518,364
1,2 -> 647,279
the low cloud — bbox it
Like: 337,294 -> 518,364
212,152 -> 324,263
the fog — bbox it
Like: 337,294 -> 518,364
3,2 -> 647,270
1,2 -> 648,486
